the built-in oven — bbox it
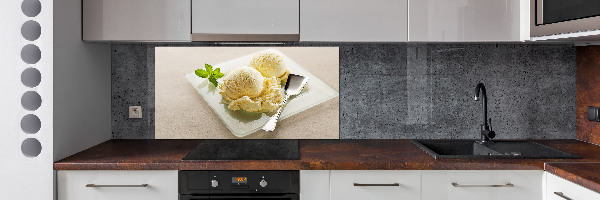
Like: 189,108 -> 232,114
179,171 -> 299,200
531,0 -> 600,38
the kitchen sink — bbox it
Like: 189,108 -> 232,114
412,140 -> 579,159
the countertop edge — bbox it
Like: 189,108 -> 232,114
545,162 -> 600,194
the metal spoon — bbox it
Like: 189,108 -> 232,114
262,74 -> 309,132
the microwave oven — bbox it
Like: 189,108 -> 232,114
531,0 -> 600,39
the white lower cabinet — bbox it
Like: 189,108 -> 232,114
330,170 -> 421,200
422,170 -> 543,200
545,172 -> 600,200
57,170 -> 178,200
300,170 -> 330,200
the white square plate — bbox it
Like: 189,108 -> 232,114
185,50 -> 338,137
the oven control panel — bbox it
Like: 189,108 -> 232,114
179,171 -> 299,194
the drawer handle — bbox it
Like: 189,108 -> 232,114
554,192 -> 573,200
451,183 -> 514,188
86,184 -> 149,188
353,183 -> 400,186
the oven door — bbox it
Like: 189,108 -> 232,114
180,194 -> 299,200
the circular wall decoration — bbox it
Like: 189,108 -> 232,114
21,91 -> 42,111
21,0 -> 44,160
21,138 -> 42,157
21,0 -> 41,17
21,68 -> 41,88
21,44 -> 41,64
20,114 -> 41,134
21,20 -> 41,41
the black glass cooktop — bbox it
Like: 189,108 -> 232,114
182,140 -> 300,160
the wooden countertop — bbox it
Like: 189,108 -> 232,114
54,139 -> 600,171
545,162 -> 600,194
54,139 -> 600,194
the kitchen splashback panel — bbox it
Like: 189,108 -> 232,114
112,43 -> 576,139
156,47 -> 339,139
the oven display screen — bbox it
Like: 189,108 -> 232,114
232,177 -> 247,184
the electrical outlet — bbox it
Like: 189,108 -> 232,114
129,106 -> 142,119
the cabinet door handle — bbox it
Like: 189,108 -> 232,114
554,192 -> 573,200
451,183 -> 514,187
86,184 -> 149,188
353,183 -> 400,186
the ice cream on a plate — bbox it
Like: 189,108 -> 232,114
249,49 -> 290,84
218,66 -> 284,113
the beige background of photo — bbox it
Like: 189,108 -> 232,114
155,47 -> 339,139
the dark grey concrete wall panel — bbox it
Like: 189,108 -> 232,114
112,45 -> 155,139
111,43 -> 576,139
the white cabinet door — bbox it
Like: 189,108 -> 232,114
300,170 -> 330,200
422,170 -> 542,200
57,170 -> 178,200
82,0 -> 191,41
300,0 -> 408,42
191,0 -> 299,41
545,172 -> 600,200
330,170 -> 420,200
409,0 -> 529,42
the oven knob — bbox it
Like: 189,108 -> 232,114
259,179 -> 267,187
211,180 -> 219,188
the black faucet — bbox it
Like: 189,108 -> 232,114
474,83 -> 495,143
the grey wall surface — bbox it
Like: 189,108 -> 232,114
54,0 -> 112,161
112,43 -> 576,139
112,44 -> 155,139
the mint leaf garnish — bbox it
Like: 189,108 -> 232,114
213,68 -> 224,79
205,64 -> 213,73
208,77 -> 218,87
195,69 -> 209,78
195,63 -> 223,87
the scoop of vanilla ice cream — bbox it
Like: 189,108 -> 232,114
218,66 -> 264,100
225,77 -> 283,113
249,49 -> 289,83
218,66 -> 284,113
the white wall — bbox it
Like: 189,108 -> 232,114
0,0 -> 54,199
53,0 -> 111,162
0,0 -> 111,199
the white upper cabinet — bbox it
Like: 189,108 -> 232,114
409,0 -> 530,42
83,0 -> 191,41
81,0 -> 531,42
300,0 -> 408,42
191,0 -> 300,41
